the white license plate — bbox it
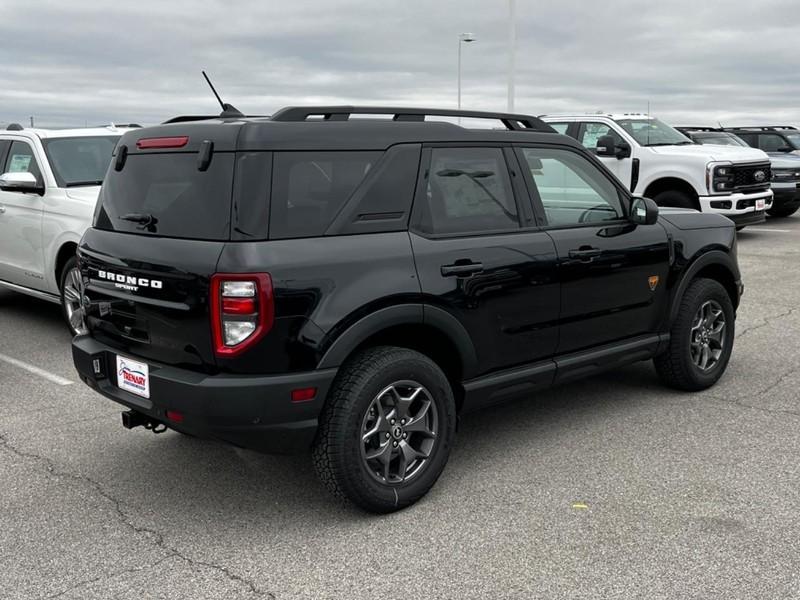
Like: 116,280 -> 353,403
116,355 -> 150,398
756,199 -> 766,211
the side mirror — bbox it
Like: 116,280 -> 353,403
596,135 -> 616,157
0,171 -> 42,194
630,196 -> 659,225
596,135 -> 631,159
777,146 -> 794,153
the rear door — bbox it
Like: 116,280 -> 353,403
409,145 -> 559,376
82,144 -> 236,370
0,140 -> 46,286
515,144 -> 670,354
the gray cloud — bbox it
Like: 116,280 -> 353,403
2,0 -> 799,128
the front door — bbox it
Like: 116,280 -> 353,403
0,140 -> 46,286
410,146 -> 560,376
516,145 -> 670,354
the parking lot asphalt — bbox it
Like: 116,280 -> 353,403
1,218 -> 799,600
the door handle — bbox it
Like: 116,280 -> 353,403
0,205 -> 5,214
440,261 -> 484,277
568,246 -> 602,261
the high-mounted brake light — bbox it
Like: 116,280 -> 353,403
136,136 -> 189,149
210,273 -> 274,357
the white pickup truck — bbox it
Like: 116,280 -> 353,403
0,123 -> 136,334
541,113 -> 773,229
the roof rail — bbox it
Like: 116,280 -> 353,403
269,106 -> 555,132
6,123 -> 23,131
675,126 -> 723,132
725,125 -> 798,131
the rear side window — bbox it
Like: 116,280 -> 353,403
270,151 -> 382,239
42,136 -> 119,187
94,153 -> 234,241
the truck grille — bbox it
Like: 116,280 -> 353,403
731,163 -> 771,192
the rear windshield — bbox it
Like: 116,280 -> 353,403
42,136 -> 120,187
94,152 -> 234,241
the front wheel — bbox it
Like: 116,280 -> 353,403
767,205 -> 799,218
653,190 -> 696,210
654,278 -> 735,391
59,256 -> 87,336
312,346 -> 456,513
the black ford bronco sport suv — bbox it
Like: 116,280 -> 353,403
72,106 -> 742,513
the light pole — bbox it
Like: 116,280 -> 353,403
507,0 -> 516,112
457,32 -> 476,110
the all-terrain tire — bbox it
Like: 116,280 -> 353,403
767,205 -> 799,218
654,278 -> 735,391
653,190 -> 696,210
312,346 -> 456,513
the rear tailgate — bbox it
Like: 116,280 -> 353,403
80,229 -> 224,370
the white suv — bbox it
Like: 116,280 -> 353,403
0,123 -> 136,334
541,114 -> 774,228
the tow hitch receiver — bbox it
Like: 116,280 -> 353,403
121,410 -> 167,433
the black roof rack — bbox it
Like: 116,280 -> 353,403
6,123 -> 23,131
94,123 -> 142,129
269,106 -> 555,132
724,125 -> 798,132
675,126 -> 724,133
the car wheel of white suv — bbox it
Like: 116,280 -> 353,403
60,257 -> 87,336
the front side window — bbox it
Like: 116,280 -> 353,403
42,136 -> 119,187
577,122 -> 624,153
616,118 -> 692,147
270,151 -> 382,239
520,147 -> 624,227
783,132 -> 800,149
758,133 -> 791,153
416,147 -> 518,235
4,141 -> 42,183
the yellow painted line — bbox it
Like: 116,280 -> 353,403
572,502 -> 589,510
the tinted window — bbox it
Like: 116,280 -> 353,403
577,122 -> 623,152
4,141 -> 42,183
692,133 -> 748,147
759,133 -> 790,153
42,136 -> 119,187
94,153 -> 234,241
415,147 -> 518,235
521,147 -> 623,226
270,151 -> 382,239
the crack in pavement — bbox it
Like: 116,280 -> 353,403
703,366 -> 800,419
0,432 -> 275,600
737,306 -> 797,339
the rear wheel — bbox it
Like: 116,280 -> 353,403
653,190 -> 696,210
312,346 -> 456,513
767,205 -> 799,218
59,256 -> 87,336
655,278 -> 735,391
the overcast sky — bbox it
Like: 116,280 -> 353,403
2,0 -> 799,128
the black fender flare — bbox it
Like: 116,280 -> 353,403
668,250 -> 740,326
316,303 -> 478,378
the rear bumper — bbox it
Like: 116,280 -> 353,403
72,335 -> 336,454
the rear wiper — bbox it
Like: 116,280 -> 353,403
119,213 -> 158,231
66,180 -> 103,187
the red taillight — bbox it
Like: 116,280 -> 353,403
291,387 -> 317,403
136,136 -> 189,149
222,297 -> 257,315
210,273 -> 274,357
